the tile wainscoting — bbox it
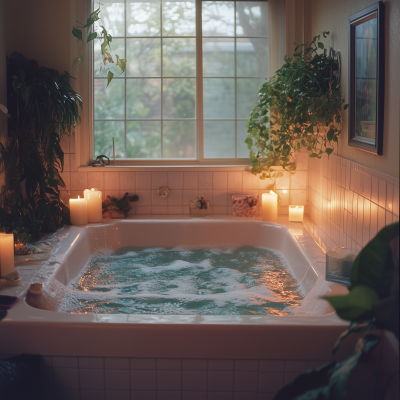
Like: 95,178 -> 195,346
306,154 -> 399,254
60,136 -> 309,217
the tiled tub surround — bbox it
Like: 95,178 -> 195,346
59,135 -> 309,216
0,218 -> 355,399
307,154 -> 399,254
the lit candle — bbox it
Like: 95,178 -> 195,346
262,191 -> 278,221
0,233 -> 14,277
69,196 -> 87,225
84,188 -> 103,223
289,205 -> 304,222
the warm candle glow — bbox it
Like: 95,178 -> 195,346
0,233 -> 14,277
69,196 -> 88,225
84,188 -> 103,223
262,191 -> 278,221
289,205 -> 304,222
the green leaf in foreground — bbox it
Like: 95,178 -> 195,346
324,285 -> 378,322
350,222 -> 399,298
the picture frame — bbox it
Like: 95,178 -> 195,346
348,1 -> 384,155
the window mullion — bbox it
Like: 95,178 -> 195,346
196,0 -> 204,161
160,1 -> 164,159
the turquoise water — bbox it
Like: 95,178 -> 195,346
64,246 -> 302,315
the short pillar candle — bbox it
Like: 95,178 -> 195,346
0,233 -> 14,277
84,188 -> 103,223
69,196 -> 87,225
289,205 -> 304,222
262,191 -> 278,221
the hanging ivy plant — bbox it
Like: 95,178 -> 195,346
72,7 -> 127,87
245,31 -> 348,180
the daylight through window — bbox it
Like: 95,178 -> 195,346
93,0 -> 268,161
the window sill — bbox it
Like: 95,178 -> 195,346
78,164 -> 255,172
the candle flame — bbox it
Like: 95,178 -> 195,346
78,195 -> 80,199
282,189 -> 287,194
270,190 -> 275,194
91,188 -> 95,191
295,206 -> 298,209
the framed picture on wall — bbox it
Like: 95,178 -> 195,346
348,1 -> 384,155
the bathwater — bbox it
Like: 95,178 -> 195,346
62,246 -> 303,315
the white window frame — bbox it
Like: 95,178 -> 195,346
72,0 -> 269,169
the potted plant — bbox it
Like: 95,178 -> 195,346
245,31 -> 348,180
272,222 -> 399,400
0,52 -> 82,238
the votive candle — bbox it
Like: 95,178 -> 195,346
262,191 -> 278,221
0,233 -> 14,277
69,196 -> 87,225
84,188 -> 103,223
289,205 -> 304,222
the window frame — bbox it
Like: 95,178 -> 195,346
79,0 -> 268,167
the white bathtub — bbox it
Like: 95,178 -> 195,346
0,217 -> 355,399
0,216 -> 349,358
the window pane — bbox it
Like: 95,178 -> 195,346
202,2 -> 234,36
204,121 -> 235,158
127,121 -> 161,158
203,38 -> 234,77
162,1 -> 196,36
203,78 -> 234,119
94,121 -> 125,158
237,78 -> 265,119
94,38 -> 125,78
94,79 -> 125,120
237,38 -> 269,77
163,38 -> 196,77
163,121 -> 196,158
127,1 -> 161,36
95,1 -> 125,37
127,79 -> 161,119
237,120 -> 249,158
127,38 -> 161,77
163,78 -> 196,119
236,2 -> 268,37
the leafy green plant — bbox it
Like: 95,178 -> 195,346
102,193 -> 139,218
273,222 -> 399,400
0,52 -> 82,238
245,31 -> 348,180
72,7 -> 127,87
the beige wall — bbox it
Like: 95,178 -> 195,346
4,0 -> 70,73
306,0 -> 399,179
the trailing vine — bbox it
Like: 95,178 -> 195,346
245,31 -> 348,180
72,7 -> 127,86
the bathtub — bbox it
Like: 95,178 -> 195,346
0,217 -> 353,398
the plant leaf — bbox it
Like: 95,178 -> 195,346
72,27 -> 83,42
87,32 -> 97,43
324,285 -> 379,322
350,222 -> 399,298
106,71 -> 114,87
318,41 -> 324,49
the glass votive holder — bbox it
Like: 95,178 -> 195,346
289,205 -> 304,222
326,247 -> 359,285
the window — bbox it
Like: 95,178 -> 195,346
93,0 -> 268,163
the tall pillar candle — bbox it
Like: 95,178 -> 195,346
262,191 -> 278,221
69,196 -> 87,225
84,188 -> 103,223
0,233 -> 14,277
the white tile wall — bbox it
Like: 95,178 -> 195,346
307,154 -> 399,253
40,356 -> 356,400
61,140 -> 310,216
